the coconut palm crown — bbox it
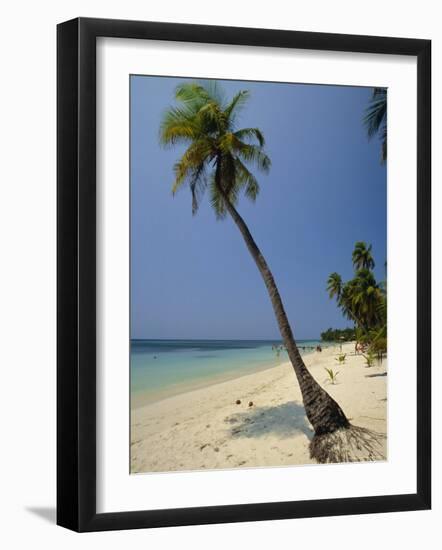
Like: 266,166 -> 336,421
160,82 -> 270,217
352,241 -> 375,271
350,269 -> 383,329
326,272 -> 343,301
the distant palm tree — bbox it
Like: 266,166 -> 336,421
340,279 -> 361,325
328,244 -> 384,331
352,241 -> 375,271
160,82 -> 355,461
326,272 -> 342,301
351,269 -> 383,329
364,87 -> 387,164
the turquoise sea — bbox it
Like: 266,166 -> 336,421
131,339 -> 323,407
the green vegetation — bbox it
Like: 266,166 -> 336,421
352,241 -> 375,270
327,242 -> 386,332
320,327 -> 355,342
160,82 -> 270,217
362,350 -> 376,368
324,368 -> 340,385
326,241 -> 387,363
335,354 -> 347,365
364,87 -> 387,164
370,336 -> 387,363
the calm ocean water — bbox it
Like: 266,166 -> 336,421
131,339 -> 323,407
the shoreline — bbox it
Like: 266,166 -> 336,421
131,344 -> 330,409
131,358 -> 285,409
131,342 -> 387,473
132,359 -> 291,410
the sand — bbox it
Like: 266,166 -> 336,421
130,343 -> 387,473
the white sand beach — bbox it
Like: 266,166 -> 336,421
131,343 -> 387,473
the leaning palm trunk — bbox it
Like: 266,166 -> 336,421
220,189 -> 385,462
220,192 -> 348,433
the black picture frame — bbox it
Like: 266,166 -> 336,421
57,17 -> 431,532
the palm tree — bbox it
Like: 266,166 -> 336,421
159,81 -> 368,462
350,269 -> 383,329
340,279 -> 361,325
326,272 -> 342,301
363,87 -> 387,164
352,241 -> 375,271
327,271 -> 362,328
327,245 -> 386,332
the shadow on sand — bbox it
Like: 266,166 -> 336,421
225,401 -> 313,440
365,372 -> 387,378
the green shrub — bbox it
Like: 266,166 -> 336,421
335,354 -> 347,365
363,350 -> 376,367
370,337 -> 387,362
324,367 -> 340,385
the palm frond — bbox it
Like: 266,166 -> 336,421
175,82 -> 224,112
233,140 -> 271,173
189,164 -> 208,215
352,242 -> 375,270
160,106 -> 201,146
364,87 -> 387,164
380,122 -> 387,164
363,88 -> 387,138
234,127 -> 265,147
171,140 -> 212,194
198,80 -> 226,107
224,90 -> 250,122
209,169 -> 231,220
175,83 -> 206,107
234,158 -> 260,201
327,272 -> 342,300
197,101 -> 226,133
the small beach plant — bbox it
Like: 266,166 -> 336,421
160,81 -> 385,463
363,350 -> 376,368
324,368 -> 339,385
335,353 -> 346,365
370,337 -> 387,363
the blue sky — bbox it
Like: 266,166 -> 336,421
130,76 -> 386,340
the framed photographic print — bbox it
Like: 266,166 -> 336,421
57,17 -> 431,532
